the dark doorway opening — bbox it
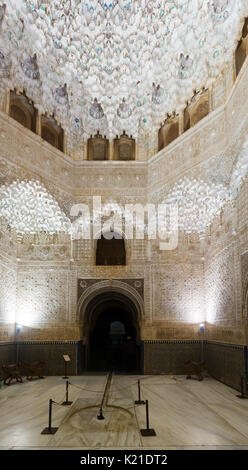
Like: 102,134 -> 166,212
83,292 -> 141,373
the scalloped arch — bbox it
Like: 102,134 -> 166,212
77,279 -> 144,326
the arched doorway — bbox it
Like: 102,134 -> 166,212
80,291 -> 142,373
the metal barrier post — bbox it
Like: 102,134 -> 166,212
140,400 -> 156,436
135,379 -> 145,405
62,380 -> 72,406
97,406 -> 105,420
41,399 -> 59,434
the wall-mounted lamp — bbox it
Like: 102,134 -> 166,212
16,324 -> 22,335
199,323 -> 205,335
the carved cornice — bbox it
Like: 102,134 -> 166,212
0,60 -> 248,206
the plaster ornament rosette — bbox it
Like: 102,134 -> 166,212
0,179 -> 71,234
0,0 -> 247,144
164,176 -> 231,234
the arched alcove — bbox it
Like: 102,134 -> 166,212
87,131 -> 109,160
77,280 -> 144,373
184,90 -> 209,131
190,99 -> 209,127
158,117 -> 179,151
9,90 -> 37,132
41,115 -> 64,151
114,132 -> 135,160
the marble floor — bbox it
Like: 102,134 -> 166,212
1,373 -> 248,449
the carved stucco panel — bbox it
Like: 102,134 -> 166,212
205,246 -> 237,325
152,264 -> 204,323
0,260 -> 16,324
16,269 -> 69,324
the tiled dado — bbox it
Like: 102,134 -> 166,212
0,340 -> 247,393
143,340 -> 202,375
18,341 -> 79,376
143,340 -> 248,392
0,341 -> 78,376
203,341 -> 247,392
0,342 -> 16,366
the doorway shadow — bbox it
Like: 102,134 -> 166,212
82,292 -> 141,373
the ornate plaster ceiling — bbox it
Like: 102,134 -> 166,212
0,0 -> 247,144
0,122 -> 248,236
0,179 -> 70,233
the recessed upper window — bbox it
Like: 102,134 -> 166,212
41,115 -> 64,152
158,116 -> 179,151
87,132 -> 109,161
96,232 -> 126,266
114,133 -> 135,161
184,89 -> 209,132
9,90 -> 37,133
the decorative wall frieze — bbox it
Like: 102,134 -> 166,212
78,277 -> 144,301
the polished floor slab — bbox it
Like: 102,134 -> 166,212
1,374 -> 248,449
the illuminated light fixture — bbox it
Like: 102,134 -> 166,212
199,323 -> 205,334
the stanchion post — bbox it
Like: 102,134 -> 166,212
63,361 -> 69,379
135,379 -> 145,405
41,399 -> 59,434
140,400 -> 156,436
62,380 -> 72,406
97,406 -> 105,420
237,376 -> 248,399
62,354 -> 70,379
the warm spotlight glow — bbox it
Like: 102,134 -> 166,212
16,306 -> 34,327
0,293 -> 16,324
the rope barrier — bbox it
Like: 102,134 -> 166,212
46,400 -> 134,413
96,404 -> 135,413
40,373 -> 142,436
52,400 -> 66,407
110,380 -> 139,392
69,382 -> 103,394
